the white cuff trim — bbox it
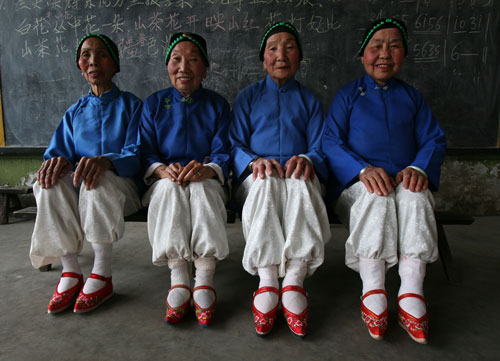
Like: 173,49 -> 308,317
144,162 -> 164,185
408,166 -> 427,177
205,163 -> 224,185
298,154 -> 313,165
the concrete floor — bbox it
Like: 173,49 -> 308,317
0,216 -> 499,361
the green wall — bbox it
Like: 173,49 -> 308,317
0,153 -> 42,186
1,148 -> 499,214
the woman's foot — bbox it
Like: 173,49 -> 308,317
74,273 -> 113,313
398,293 -> 428,344
281,285 -> 308,336
165,284 -> 192,324
360,289 -> 389,340
193,285 -> 216,326
48,272 -> 83,314
253,286 -> 280,336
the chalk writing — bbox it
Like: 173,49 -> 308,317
0,0 -> 498,148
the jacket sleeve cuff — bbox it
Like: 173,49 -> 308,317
408,165 -> 428,177
144,162 -> 164,185
205,163 -> 225,185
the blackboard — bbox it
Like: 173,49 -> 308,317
0,0 -> 498,147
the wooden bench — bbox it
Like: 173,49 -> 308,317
12,205 -> 473,285
0,186 -> 33,224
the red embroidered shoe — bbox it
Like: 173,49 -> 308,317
252,286 -> 280,336
193,285 -> 216,327
398,293 -> 429,344
73,273 -> 113,313
47,272 -> 83,314
281,285 -> 308,337
164,284 -> 192,324
360,289 -> 388,340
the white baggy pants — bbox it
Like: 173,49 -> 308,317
142,178 -> 229,266
335,182 -> 438,272
30,171 -> 141,268
236,174 -> 331,277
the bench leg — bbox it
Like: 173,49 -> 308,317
38,264 -> 52,272
0,194 -> 8,224
437,223 -> 460,286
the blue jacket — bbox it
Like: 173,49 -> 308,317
45,84 -> 143,187
140,86 -> 231,181
230,75 -> 328,183
322,74 -> 446,198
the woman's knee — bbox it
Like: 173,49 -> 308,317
396,186 -> 434,208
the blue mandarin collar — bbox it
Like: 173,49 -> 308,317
265,74 -> 298,92
171,85 -> 204,103
87,83 -> 120,102
364,74 -> 398,91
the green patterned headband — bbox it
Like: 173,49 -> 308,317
259,22 -> 303,61
359,18 -> 408,56
165,33 -> 210,67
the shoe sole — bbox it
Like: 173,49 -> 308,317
286,322 -> 306,337
196,316 -> 212,327
256,330 -> 271,336
398,319 -> 427,344
73,292 -> 114,313
164,319 -> 183,325
368,331 -> 383,341
164,313 -> 189,325
289,329 -> 306,337
48,303 -> 73,314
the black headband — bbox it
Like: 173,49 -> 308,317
76,33 -> 120,72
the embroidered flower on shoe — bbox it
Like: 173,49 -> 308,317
362,311 -> 388,329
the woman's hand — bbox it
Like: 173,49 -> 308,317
359,166 -> 396,196
37,157 -> 72,189
396,167 -> 428,192
251,158 -> 285,180
72,156 -> 113,189
155,161 -> 214,186
284,155 -> 315,182
154,163 -> 183,182
177,160 -> 215,185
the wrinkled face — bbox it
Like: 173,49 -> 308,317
263,32 -> 300,87
78,37 -> 116,89
360,28 -> 405,85
167,41 -> 207,97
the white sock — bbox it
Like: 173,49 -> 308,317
193,257 -> 216,309
398,256 -> 427,318
359,258 -> 387,315
57,253 -> 82,293
282,259 -> 308,315
254,266 -> 279,313
83,243 -> 112,294
167,258 -> 191,308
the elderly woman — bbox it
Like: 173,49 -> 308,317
140,33 -> 230,327
230,22 -> 331,337
322,18 -> 446,344
30,33 -> 143,314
